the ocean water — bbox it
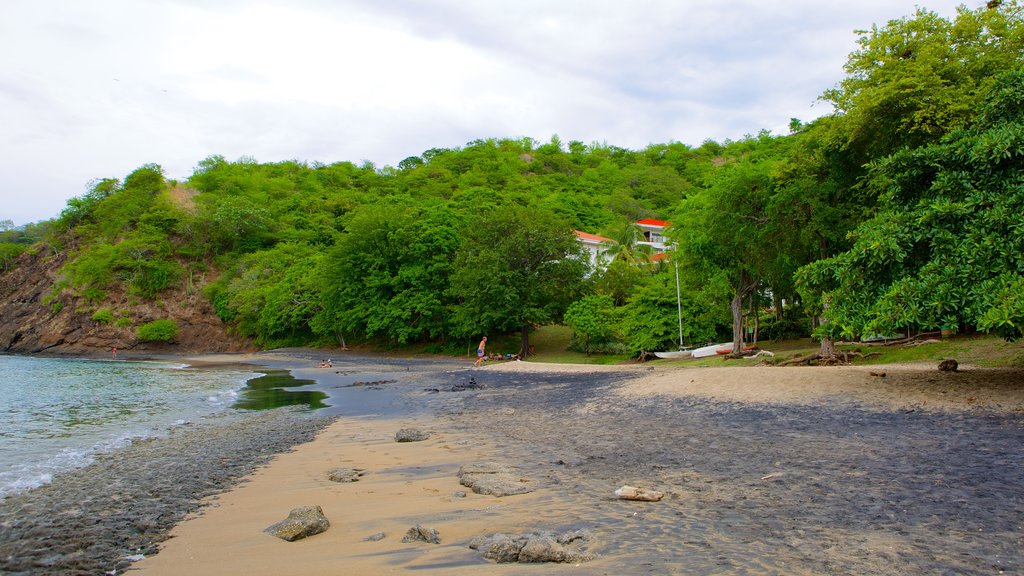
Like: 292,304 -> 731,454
0,355 -> 262,500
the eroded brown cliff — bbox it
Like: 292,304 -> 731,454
0,248 -> 253,356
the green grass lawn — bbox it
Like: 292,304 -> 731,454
442,325 -> 1024,369
643,334 -> 1024,368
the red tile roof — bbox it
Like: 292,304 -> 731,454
574,230 -> 614,243
636,218 -> 670,227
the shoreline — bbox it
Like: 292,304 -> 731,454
132,358 -> 1024,574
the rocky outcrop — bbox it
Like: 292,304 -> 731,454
458,462 -> 535,497
264,505 -> 330,542
469,530 -> 591,563
402,525 -> 441,544
0,248 -> 252,356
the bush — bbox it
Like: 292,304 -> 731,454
137,319 -> 179,342
92,308 -> 115,324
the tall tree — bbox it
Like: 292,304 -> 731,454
674,136 -> 789,354
799,70 -> 1024,342
449,204 -> 588,356
822,2 -> 1024,161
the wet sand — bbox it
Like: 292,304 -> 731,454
134,358 -> 1024,575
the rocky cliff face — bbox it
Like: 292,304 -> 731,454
0,248 -> 253,356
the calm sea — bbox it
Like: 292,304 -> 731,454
0,355 -> 262,500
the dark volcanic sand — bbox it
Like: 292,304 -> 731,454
439,369 -> 1024,575
3,357 -> 1022,576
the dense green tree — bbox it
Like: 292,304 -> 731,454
822,2 -> 1024,160
314,202 -> 462,345
449,205 -> 588,356
564,294 -> 618,355
800,70 -> 1024,341
674,135 -> 789,354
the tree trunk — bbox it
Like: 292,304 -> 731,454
731,270 -> 757,355
819,335 -> 837,359
731,292 -> 745,355
520,325 -> 530,358
773,292 -> 784,321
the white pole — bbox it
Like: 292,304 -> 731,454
674,259 -> 683,350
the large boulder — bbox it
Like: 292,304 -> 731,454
458,462 -> 534,497
264,505 -> 330,542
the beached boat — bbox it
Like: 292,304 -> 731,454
690,343 -> 733,358
653,350 -> 692,359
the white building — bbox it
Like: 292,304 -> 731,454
635,218 -> 669,252
574,230 -> 613,270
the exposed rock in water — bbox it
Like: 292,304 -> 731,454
402,524 -> 440,544
349,380 -> 396,387
939,359 -> 959,372
395,428 -> 430,442
458,461 -> 535,497
614,485 -> 664,501
327,467 -> 365,483
264,505 -> 330,542
469,530 -> 591,563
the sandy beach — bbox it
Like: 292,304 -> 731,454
131,357 -> 1024,575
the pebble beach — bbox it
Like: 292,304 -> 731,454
3,353 -> 1023,575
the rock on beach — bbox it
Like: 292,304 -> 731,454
614,485 -> 664,501
395,428 -> 430,442
264,505 -> 330,542
458,461 -> 535,497
469,530 -> 591,563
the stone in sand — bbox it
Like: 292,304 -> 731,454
614,485 -> 664,501
264,505 -> 330,542
402,524 -> 441,544
458,461 -> 535,497
938,359 -> 959,372
395,428 -> 430,442
327,467 -> 365,483
469,530 -> 591,563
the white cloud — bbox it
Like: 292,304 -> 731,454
0,0 -> 971,224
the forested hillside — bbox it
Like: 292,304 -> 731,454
1,3 -> 1022,357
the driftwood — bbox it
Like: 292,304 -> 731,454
778,350 -> 880,367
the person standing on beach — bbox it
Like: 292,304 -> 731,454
474,336 -> 487,368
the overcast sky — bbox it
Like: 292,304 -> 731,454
1,0 -> 972,225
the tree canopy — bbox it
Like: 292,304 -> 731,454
9,2 -> 1024,357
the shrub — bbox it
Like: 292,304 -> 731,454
115,316 -> 132,328
137,319 -> 179,342
92,308 -> 115,324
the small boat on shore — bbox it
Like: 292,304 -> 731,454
653,350 -> 692,360
690,343 -> 733,358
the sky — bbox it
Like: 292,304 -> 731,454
1,0 -> 972,225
